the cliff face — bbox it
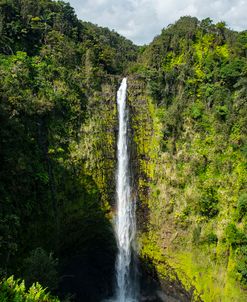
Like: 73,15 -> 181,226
127,76 -> 198,301
126,17 -> 247,302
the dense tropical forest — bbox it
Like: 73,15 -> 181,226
0,0 -> 246,301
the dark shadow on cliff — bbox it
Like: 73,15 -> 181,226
56,172 -> 117,302
139,255 -> 200,302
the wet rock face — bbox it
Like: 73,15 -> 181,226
139,261 -> 193,302
140,283 -> 193,302
140,285 -> 192,302
140,291 -> 188,302
126,75 -> 200,302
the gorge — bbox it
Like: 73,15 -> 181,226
0,1 -> 247,302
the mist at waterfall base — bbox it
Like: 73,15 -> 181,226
106,78 -> 138,302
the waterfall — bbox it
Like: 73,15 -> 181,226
114,77 -> 138,302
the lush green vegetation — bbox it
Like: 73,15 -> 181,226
129,16 -> 247,301
0,276 -> 59,302
0,0 -> 137,301
1,1 -> 247,301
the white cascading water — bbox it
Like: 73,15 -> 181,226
115,77 -> 138,302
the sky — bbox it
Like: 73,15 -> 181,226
67,0 -> 247,45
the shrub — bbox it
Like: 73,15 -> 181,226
236,245 -> 247,286
191,102 -> 203,119
198,188 -> 219,218
206,232 -> 218,244
225,223 -> 247,248
237,193 -> 247,221
0,276 -> 59,301
215,105 -> 228,119
22,248 -> 58,290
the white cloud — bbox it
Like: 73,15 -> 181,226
68,0 -> 247,45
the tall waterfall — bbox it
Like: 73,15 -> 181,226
115,78 -> 138,302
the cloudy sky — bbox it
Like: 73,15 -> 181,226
68,0 -> 247,45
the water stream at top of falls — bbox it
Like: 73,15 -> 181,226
114,77 -> 138,302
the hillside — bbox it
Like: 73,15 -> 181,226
0,0 -> 137,300
130,16 -> 247,301
0,1 -> 247,301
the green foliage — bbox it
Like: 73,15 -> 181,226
0,215 -> 20,272
215,105 -> 228,119
192,226 -> 201,245
0,0 -> 137,72
132,15 -> 247,301
220,58 -> 244,86
205,232 -> 218,244
0,276 -> 59,301
191,102 -> 204,119
22,248 -> 58,290
0,1 -> 124,299
236,193 -> 247,221
225,223 -> 247,247
1,0 -> 247,300
198,188 -> 219,218
236,245 -> 247,286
